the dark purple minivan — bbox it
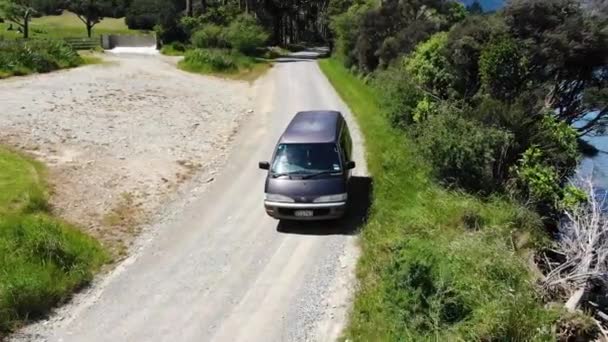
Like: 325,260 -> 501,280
259,111 -> 355,220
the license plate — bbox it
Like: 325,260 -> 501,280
294,210 -> 314,217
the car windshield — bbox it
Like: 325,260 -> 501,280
271,143 -> 342,175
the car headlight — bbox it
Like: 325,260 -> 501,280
313,193 -> 348,203
265,193 -> 295,202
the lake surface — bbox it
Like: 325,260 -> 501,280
580,134 -> 608,189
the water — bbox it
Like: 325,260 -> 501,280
579,135 -> 608,189
106,45 -> 159,55
576,111 -> 608,191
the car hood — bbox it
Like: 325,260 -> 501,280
265,176 -> 346,203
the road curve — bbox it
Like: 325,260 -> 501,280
15,51 -> 368,342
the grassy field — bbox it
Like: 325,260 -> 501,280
0,11 -> 138,39
0,147 -> 107,335
319,58 -> 560,340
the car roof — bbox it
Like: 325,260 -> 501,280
279,111 -> 343,144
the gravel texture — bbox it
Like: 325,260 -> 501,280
0,53 -> 254,254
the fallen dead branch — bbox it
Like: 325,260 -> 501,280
543,179 -> 608,312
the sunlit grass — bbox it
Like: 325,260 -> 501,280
0,11 -> 140,39
319,58 -> 558,341
0,147 -> 107,334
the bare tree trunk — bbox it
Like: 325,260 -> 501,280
201,0 -> 206,14
86,19 -> 92,38
186,0 -> 193,16
23,12 -> 30,39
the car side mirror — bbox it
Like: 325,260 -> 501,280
259,161 -> 270,170
346,161 -> 356,170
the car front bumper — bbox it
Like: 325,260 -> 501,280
264,201 -> 347,220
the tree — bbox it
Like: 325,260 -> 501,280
67,0 -> 112,37
405,32 -> 453,99
0,0 -> 36,38
443,15 -> 506,99
466,0 -> 483,14
479,37 -> 528,102
504,0 -> 608,134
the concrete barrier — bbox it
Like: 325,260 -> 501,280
101,34 -> 157,50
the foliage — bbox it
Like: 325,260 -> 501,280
352,0 -> 466,71
512,147 -> 562,207
415,110 -> 513,194
329,2 -> 369,67
371,62 -> 424,128
320,58 -> 557,341
405,32 -> 453,99
179,15 -> 204,36
181,48 -> 239,72
125,0 -> 179,31
179,48 -> 269,81
31,0 -> 62,15
466,0 -> 483,14
198,1 -> 239,26
503,0 -> 608,134
191,24 -> 227,49
444,14 -> 506,99
160,41 -> 186,56
0,0 -> 36,38
0,147 -> 107,333
224,14 -> 268,54
0,38 -> 82,77
479,36 -> 528,102
66,0 -> 113,37
0,11 -> 132,39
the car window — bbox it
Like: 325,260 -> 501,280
271,143 -> 342,174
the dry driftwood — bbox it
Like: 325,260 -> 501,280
543,179 -> 608,311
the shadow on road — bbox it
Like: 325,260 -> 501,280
276,176 -> 373,236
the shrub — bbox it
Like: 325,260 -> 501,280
415,110 -> 514,194
225,14 -> 268,54
0,39 -> 82,77
181,48 -> 247,73
372,63 -> 424,127
511,147 -> 562,207
191,24 -> 227,49
479,37 -> 529,101
126,0 -> 179,31
405,32 -> 454,99
330,2 -> 371,68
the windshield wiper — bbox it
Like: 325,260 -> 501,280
272,172 -> 295,178
302,171 -> 341,179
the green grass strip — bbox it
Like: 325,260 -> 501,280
319,58 -> 558,341
0,148 -> 107,334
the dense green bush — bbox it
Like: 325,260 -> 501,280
0,39 -> 82,77
348,0 -> 466,72
415,110 -> 513,194
372,63 -> 424,127
181,48 -> 251,73
405,32 -> 454,99
126,0 -> 181,31
225,14 -> 269,54
479,37 -> 528,102
191,24 -> 227,49
330,2 -> 370,67
125,0 -> 158,31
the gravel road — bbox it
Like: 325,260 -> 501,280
0,54 -> 253,254
9,51 -> 367,342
